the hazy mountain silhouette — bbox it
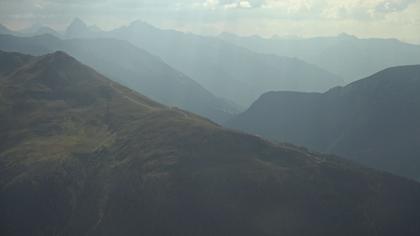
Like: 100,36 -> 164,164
0,23 -> 61,38
220,32 -> 420,83
31,26 -> 62,38
0,34 -> 238,123
1,50 -> 420,236
65,18 -> 99,39
0,24 -> 16,35
227,65 -> 420,180
19,23 -> 61,37
63,19 -> 342,106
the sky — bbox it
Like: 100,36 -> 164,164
0,0 -> 420,43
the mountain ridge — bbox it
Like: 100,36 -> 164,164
220,32 -> 420,82
60,18 -> 343,107
0,33 -> 238,123
1,50 -> 420,235
227,65 -> 420,180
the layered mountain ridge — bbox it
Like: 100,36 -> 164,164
220,32 -> 420,82
58,18 -> 342,107
0,33 -> 238,123
1,50 -> 420,235
227,65 -> 420,180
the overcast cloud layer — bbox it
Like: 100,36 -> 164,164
0,0 -> 419,43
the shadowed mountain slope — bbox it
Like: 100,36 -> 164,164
227,65 -> 420,180
0,34 -> 238,123
1,51 -> 420,236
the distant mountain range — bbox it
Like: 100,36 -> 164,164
5,20 -> 420,91
58,19 -> 342,107
0,24 -> 15,36
0,34 -> 238,123
66,18 -> 101,39
0,23 -> 61,38
220,32 -> 420,83
227,65 -> 420,181
1,50 -> 420,235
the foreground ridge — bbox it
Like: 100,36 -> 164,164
1,51 -> 420,236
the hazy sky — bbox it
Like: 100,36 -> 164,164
1,0 -> 419,43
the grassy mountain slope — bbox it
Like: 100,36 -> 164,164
1,51 -> 420,235
0,34 -> 238,123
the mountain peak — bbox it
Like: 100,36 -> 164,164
129,19 -> 147,26
37,50 -> 75,63
338,32 -> 357,39
219,31 -> 238,38
65,17 -> 89,37
0,23 -> 8,30
6,50 -> 117,105
35,26 -> 60,36
23,50 -> 80,75
128,20 -> 155,30
20,22 -> 43,34
49,50 -> 72,59
0,23 -> 13,33
23,51 -> 87,81
70,17 -> 87,28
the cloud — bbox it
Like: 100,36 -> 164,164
375,0 -> 416,13
1,0 -> 416,17
320,0 -> 417,19
200,0 -> 266,9
236,0 -> 417,19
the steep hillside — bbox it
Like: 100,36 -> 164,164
1,51 -> 420,236
227,65 -> 420,180
0,34 -> 237,123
